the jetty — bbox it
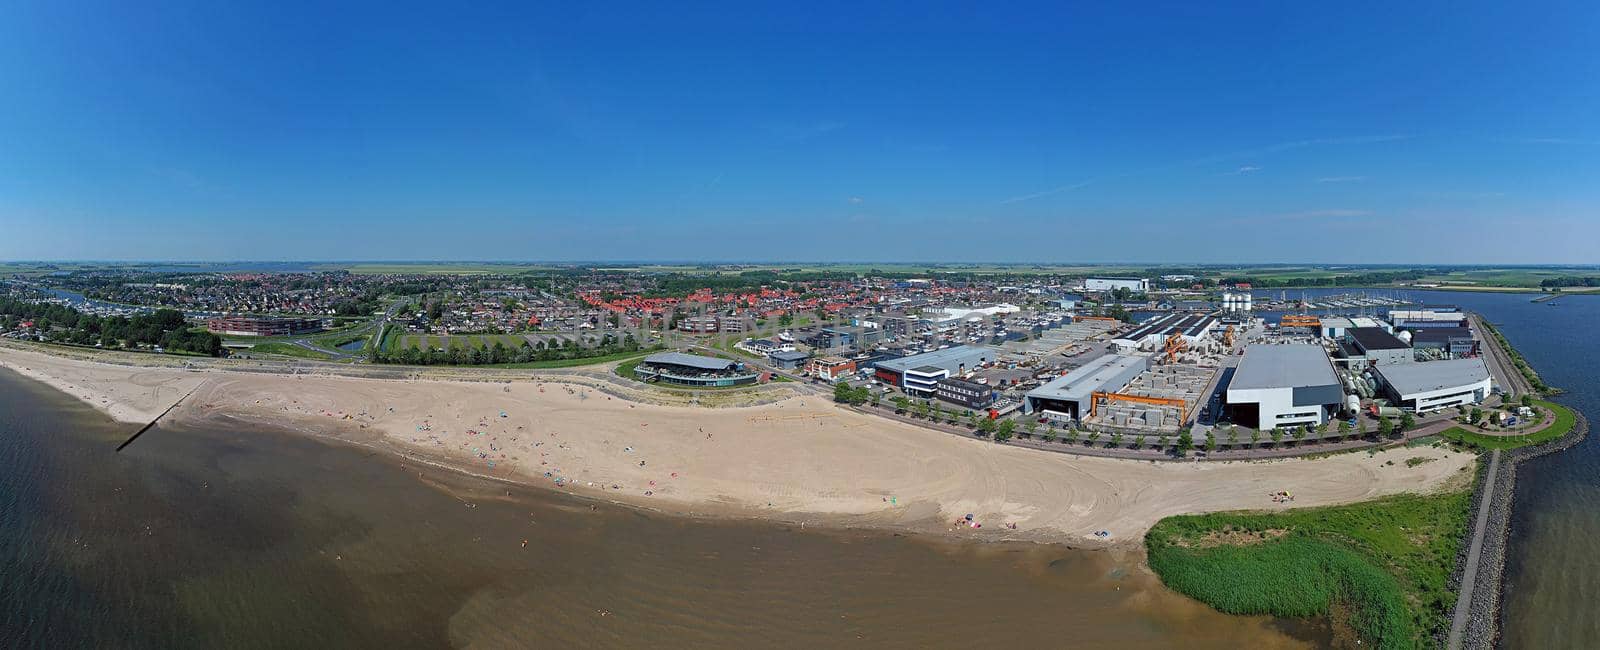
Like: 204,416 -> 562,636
116,384 -> 201,452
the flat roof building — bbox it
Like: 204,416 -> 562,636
768,349 -> 810,370
206,316 -> 323,337
872,345 -> 996,395
1111,313 -> 1217,352
1023,354 -> 1150,422
634,352 -> 760,387
1375,358 -> 1491,412
1344,327 -> 1412,366
1226,344 -> 1344,430
1084,277 -> 1149,293
1410,328 -> 1479,356
935,376 -> 996,409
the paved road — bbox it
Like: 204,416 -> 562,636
1469,313 -> 1528,396
277,298 -> 409,361
1448,449 -> 1501,650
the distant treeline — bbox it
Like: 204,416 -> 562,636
371,331 -> 648,366
0,297 -> 222,356
1219,270 -> 1430,288
1539,276 -> 1600,288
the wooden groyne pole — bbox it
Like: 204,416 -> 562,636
115,384 -> 201,452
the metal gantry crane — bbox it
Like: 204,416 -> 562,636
1281,314 -> 1321,329
1163,331 -> 1187,364
1088,391 -> 1189,418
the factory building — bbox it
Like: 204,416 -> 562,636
934,377 -> 996,409
1110,313 -> 1217,353
634,352 -> 760,387
1389,307 -> 1468,330
873,345 -> 996,396
1343,327 -> 1413,366
1319,316 -> 1388,339
1225,344 -> 1345,430
1409,328 -> 1479,356
1374,358 -> 1492,413
1084,277 -> 1149,293
1023,354 -> 1150,422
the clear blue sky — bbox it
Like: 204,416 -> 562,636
3,1 -> 1598,264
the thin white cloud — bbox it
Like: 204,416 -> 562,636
1278,209 -> 1371,220
1224,165 -> 1261,176
1418,191 -> 1507,200
847,196 -> 864,205
764,121 -> 845,142
1496,137 -> 1600,145
1224,209 -> 1373,226
999,134 -> 1407,205
1317,176 -> 1367,183
999,179 -> 1098,204
1191,135 -> 1412,166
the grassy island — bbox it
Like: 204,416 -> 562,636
1146,489 -> 1472,649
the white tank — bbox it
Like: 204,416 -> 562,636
1345,394 -> 1361,414
1397,330 -> 1413,344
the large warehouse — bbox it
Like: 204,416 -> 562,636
1410,328 -> 1479,356
633,352 -> 761,387
873,345 -> 996,397
1084,277 -> 1149,293
1110,313 -> 1217,352
1225,344 -> 1345,430
1374,358 -> 1492,413
1023,354 -> 1150,422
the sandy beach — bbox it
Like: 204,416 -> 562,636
0,344 -> 1475,546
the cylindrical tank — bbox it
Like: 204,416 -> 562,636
1345,394 -> 1361,414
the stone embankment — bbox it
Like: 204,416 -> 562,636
1448,408 -> 1588,649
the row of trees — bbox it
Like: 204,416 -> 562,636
1217,269 -> 1430,288
370,331 -> 645,366
1539,276 -> 1600,288
0,297 -> 222,356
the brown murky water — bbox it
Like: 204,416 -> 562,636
0,368 -> 1319,648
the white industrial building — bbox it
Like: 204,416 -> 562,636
1023,354 -> 1150,422
1084,277 -> 1149,293
927,303 -> 1020,323
1110,313 -> 1218,353
1226,344 -> 1345,430
1374,358 -> 1492,413
1319,316 -> 1388,339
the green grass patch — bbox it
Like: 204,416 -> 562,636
245,342 -> 335,360
1437,399 -> 1575,450
1146,489 -> 1472,649
493,348 -> 657,369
